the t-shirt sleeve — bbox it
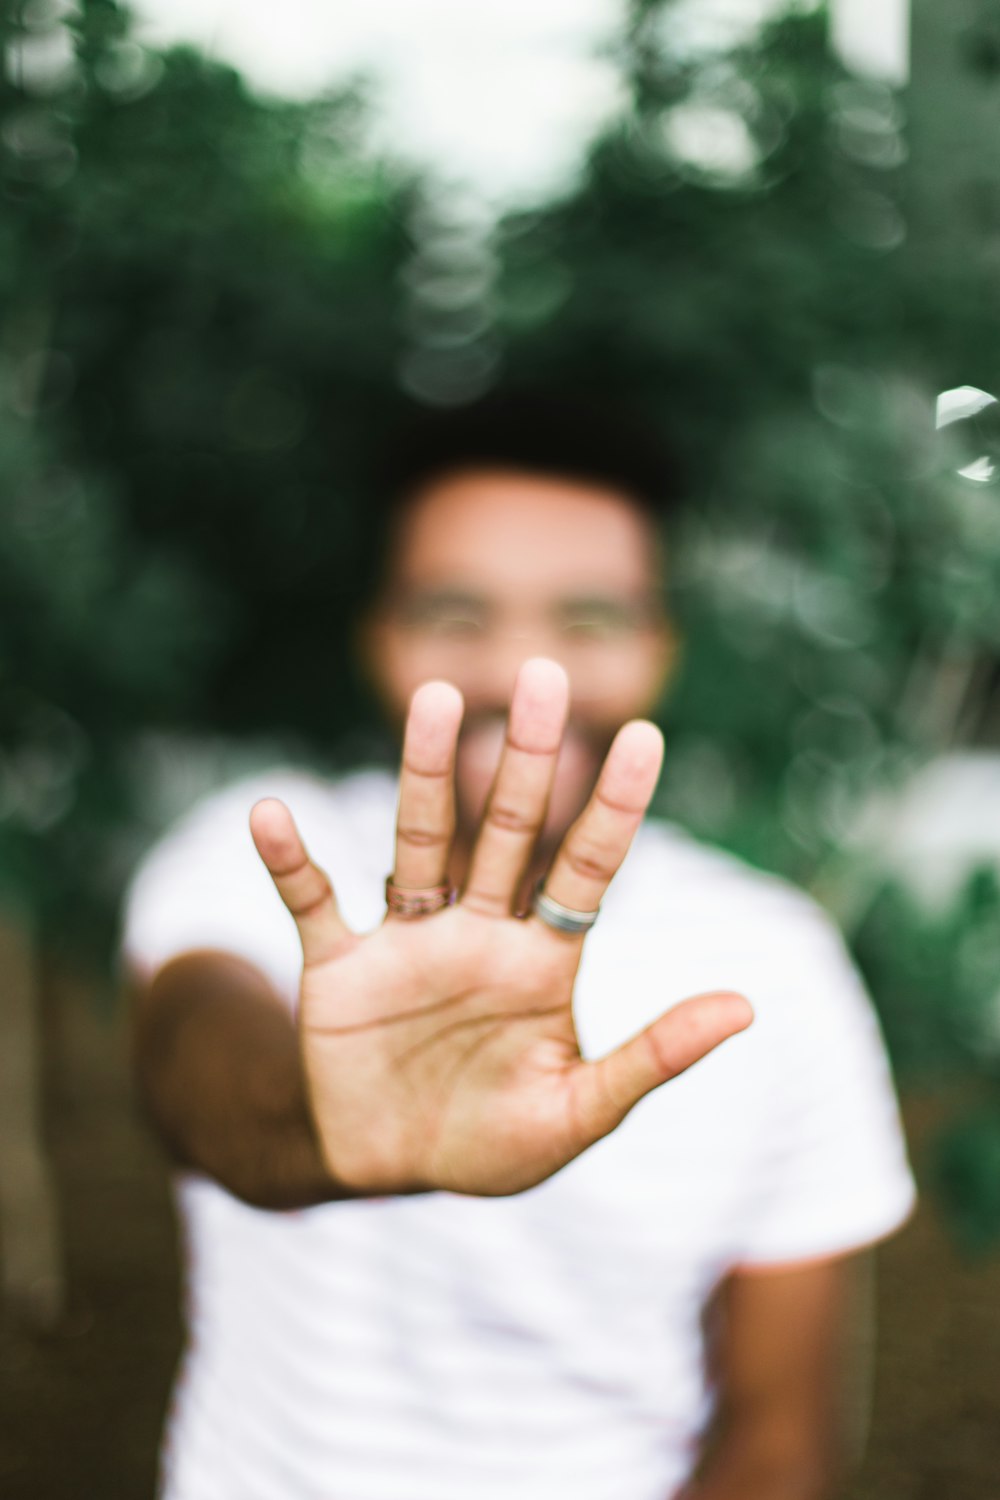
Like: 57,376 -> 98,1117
120,774 -> 308,1005
734,898 -> 916,1268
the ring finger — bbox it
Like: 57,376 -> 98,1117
535,718 -> 664,935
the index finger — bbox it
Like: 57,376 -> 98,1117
389,680 -> 464,899
536,720 -> 664,930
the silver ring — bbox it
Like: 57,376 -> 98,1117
531,884 -> 600,935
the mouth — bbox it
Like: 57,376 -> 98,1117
456,716 -> 509,782
455,714 -> 605,811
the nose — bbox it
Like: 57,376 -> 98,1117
462,631 -> 569,711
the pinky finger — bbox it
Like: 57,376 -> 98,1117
250,798 -> 353,968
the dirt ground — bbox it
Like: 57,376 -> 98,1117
3,973 -> 1000,1500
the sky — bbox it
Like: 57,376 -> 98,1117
129,0 -> 910,206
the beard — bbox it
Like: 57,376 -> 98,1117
453,711 -> 613,857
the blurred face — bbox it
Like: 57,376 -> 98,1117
361,467 -> 677,850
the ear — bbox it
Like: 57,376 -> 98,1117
353,607 -> 384,695
662,617 -> 682,689
649,615 -> 682,706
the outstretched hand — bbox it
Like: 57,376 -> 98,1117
250,658 -> 751,1197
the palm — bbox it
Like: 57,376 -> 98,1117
301,907 -> 589,1194
252,659 -> 750,1198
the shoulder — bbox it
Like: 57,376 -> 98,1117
599,823 -> 915,1256
623,817 -> 834,953
121,765 -> 398,990
610,817 -> 880,1046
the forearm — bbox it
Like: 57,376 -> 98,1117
132,950 -> 341,1210
679,1416 -> 839,1500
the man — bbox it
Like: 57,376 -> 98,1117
124,394 -> 915,1500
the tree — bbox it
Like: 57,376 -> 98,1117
494,1 -> 1000,1244
0,0 -> 416,1319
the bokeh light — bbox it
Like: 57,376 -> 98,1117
935,385 -> 1000,485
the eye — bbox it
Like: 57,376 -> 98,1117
424,611 -> 486,638
557,602 -> 645,639
400,598 -> 489,637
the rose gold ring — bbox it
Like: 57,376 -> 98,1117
384,878 -> 455,919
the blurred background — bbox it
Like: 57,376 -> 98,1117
2,0 -> 1000,1494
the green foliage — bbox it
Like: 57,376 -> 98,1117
497,5 -> 999,881
850,868 -> 1000,1250
856,869 -> 1000,1080
934,1111 -> 1000,1256
1,0 -> 414,942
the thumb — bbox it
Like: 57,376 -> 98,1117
569,992 -> 753,1147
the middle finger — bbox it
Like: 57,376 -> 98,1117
461,658 -> 569,918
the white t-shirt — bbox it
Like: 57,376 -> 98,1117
123,767 -> 915,1500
